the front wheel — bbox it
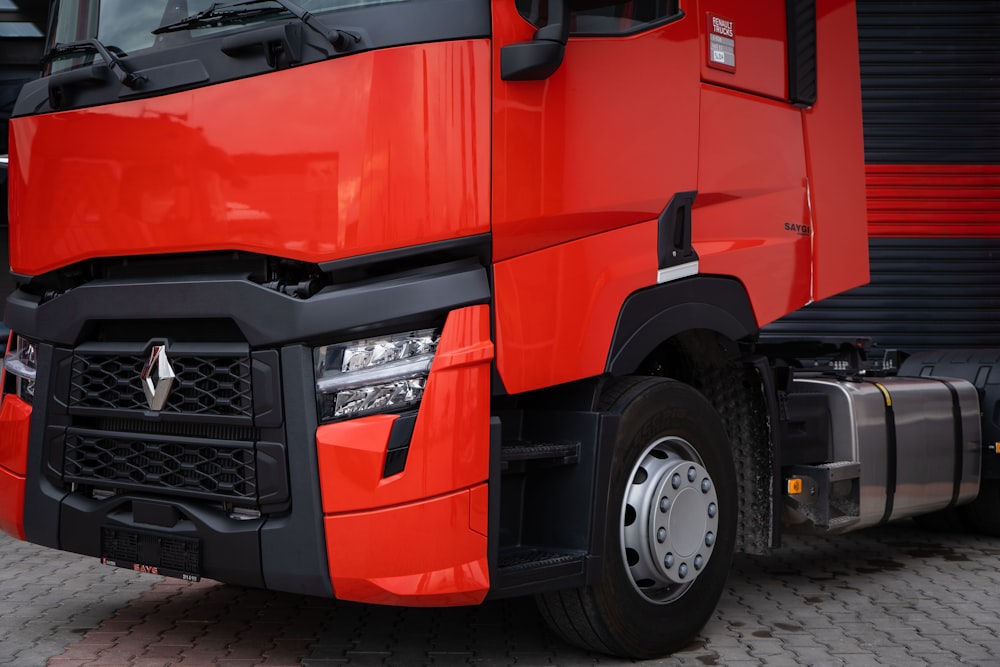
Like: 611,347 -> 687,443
536,377 -> 737,659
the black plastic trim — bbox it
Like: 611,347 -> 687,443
258,345 -> 333,596
747,354 -> 784,550
63,493 -> 265,588
318,234 -> 491,279
382,412 -> 417,478
486,416 -> 502,583
7,260 -> 491,347
786,0 -> 817,106
23,343 -> 66,550
657,190 -> 698,271
487,407 -> 619,600
606,276 -> 758,376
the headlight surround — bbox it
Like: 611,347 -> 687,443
4,334 -> 38,404
314,328 -> 440,422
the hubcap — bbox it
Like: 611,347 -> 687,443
620,436 -> 719,603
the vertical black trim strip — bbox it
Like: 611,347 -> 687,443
874,382 -> 897,524
382,412 -> 417,478
486,416 -> 502,585
940,380 -> 965,510
657,190 -> 698,271
786,0 -> 818,106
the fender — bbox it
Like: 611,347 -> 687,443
606,276 -> 758,376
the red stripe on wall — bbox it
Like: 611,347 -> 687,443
866,164 -> 1000,238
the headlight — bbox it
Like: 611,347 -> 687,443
314,328 -> 440,422
4,334 -> 38,404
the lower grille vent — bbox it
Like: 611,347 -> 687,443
64,430 -> 258,505
80,417 -> 260,443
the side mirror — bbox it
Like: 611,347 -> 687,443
501,0 -> 570,81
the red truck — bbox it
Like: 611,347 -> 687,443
1,0 -> 996,659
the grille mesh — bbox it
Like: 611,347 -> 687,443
70,354 -> 253,417
64,432 -> 258,503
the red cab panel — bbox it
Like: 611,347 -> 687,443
323,486 -> 489,606
494,221 -> 658,394
0,395 -> 32,539
698,0 -> 789,101
694,86 -> 811,326
8,41 -> 490,275
803,0 -> 869,300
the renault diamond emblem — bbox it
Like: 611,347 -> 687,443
140,345 -> 176,411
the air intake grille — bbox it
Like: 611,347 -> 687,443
64,430 -> 258,504
70,354 -> 253,417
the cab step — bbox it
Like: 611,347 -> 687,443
500,441 -> 580,473
496,547 -> 586,589
784,461 -> 861,531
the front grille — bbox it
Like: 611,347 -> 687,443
70,354 -> 253,418
64,430 -> 258,505
53,344 -> 286,511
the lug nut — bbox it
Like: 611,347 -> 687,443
694,555 -> 704,570
660,497 -> 671,512
708,503 -> 717,518
679,563 -> 688,578
688,467 -> 697,482
657,527 -> 667,543
672,473 -> 682,489
706,531 -> 715,547
664,553 -> 674,568
702,479 -> 712,493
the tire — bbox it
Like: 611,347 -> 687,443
913,507 -> 971,534
962,480 -> 1000,537
536,377 -> 737,659
913,481 -> 1000,537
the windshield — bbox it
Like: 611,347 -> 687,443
46,0 -> 415,72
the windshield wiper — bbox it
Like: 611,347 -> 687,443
154,0 -> 358,51
42,39 -> 145,89
153,2 -> 286,35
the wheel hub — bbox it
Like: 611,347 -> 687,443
621,437 -> 720,602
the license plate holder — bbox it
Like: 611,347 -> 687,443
100,527 -> 201,582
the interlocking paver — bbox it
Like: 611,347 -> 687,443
0,521 -> 998,665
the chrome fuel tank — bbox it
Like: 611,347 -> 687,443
792,375 -> 981,530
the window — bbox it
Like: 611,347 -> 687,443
516,0 -> 682,36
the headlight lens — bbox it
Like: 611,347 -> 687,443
4,334 -> 38,404
314,328 -> 440,422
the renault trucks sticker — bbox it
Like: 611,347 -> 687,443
708,14 -> 736,72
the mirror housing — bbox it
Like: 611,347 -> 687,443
501,0 -> 571,81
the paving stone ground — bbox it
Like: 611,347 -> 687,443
1,520 -> 997,666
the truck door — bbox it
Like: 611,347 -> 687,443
491,0 -> 702,394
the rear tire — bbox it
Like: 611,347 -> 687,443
962,480 -> 1000,537
536,377 -> 737,659
913,507 -> 972,533
914,481 -> 1000,537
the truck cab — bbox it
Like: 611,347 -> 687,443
6,0 -> 991,660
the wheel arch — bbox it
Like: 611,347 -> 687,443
606,276 -> 759,377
